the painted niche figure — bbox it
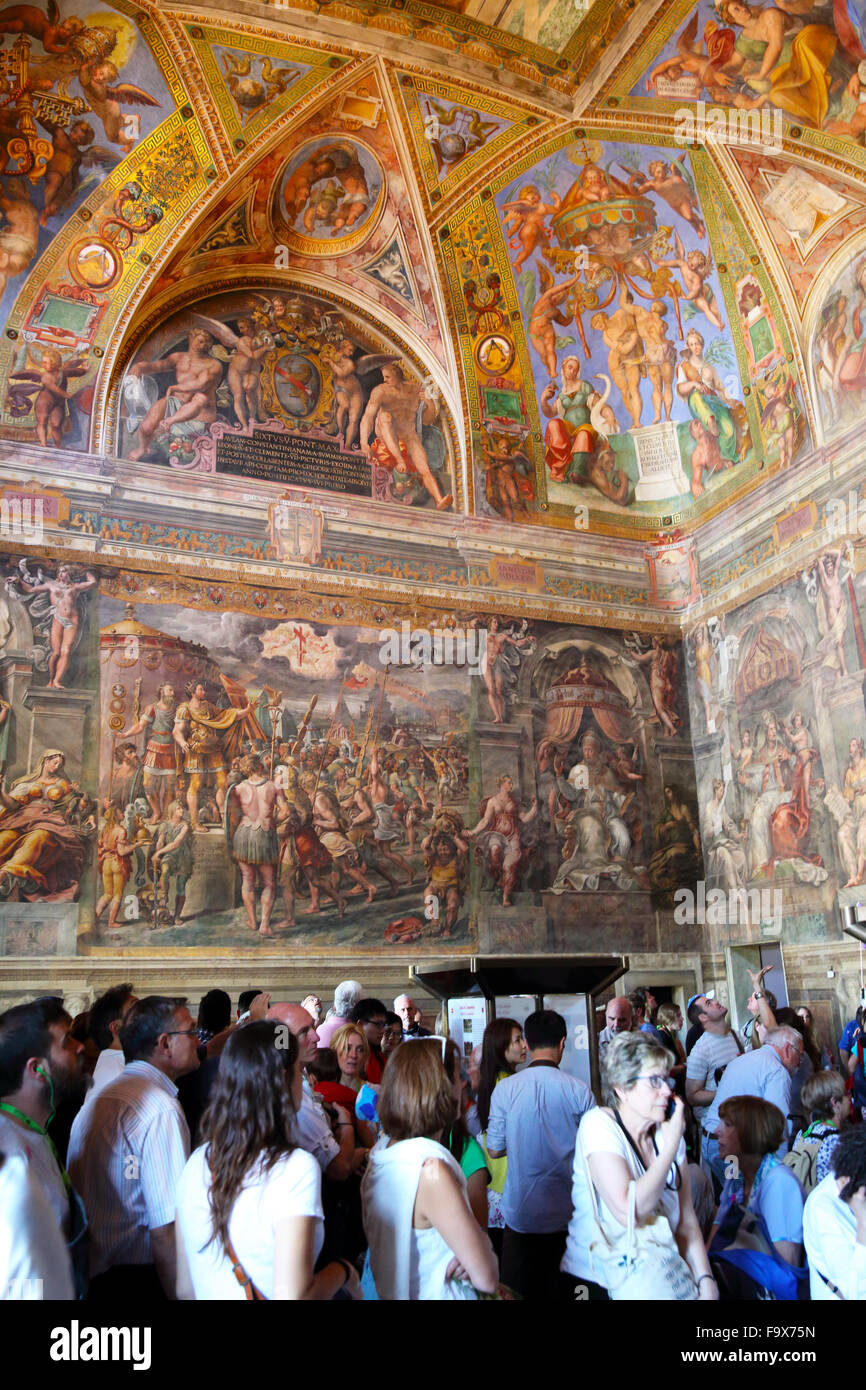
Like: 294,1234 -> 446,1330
120,682 -> 178,819
151,800 -> 194,926
359,364 -> 453,510
0,750 -> 88,900
466,773 -> 537,907
8,561 -> 97,688
815,548 -> 849,677
649,784 -> 702,896
228,753 -> 289,938
172,680 -> 251,831
626,636 -> 682,738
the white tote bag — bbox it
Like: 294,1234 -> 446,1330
581,1146 -> 698,1301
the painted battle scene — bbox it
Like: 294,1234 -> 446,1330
0,0 -> 173,324
633,0 -> 866,141
118,287 -> 456,511
686,543 -> 866,947
0,566 -> 703,954
473,135 -> 803,528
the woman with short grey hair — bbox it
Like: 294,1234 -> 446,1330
562,1031 -> 717,1300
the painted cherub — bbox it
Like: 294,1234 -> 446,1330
528,265 -> 581,378
322,339 -> 398,450
734,727 -> 754,784
502,185 -> 561,271
655,231 -> 724,330
627,158 -> 705,239
9,347 -> 87,447
192,312 -> 271,433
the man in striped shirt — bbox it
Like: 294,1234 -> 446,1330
68,995 -> 199,1302
685,993 -> 743,1185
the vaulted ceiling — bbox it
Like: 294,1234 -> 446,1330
0,0 -> 863,549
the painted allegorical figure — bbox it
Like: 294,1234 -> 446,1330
0,750 -> 89,900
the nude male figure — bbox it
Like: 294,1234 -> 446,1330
359,364 -> 453,510
591,288 -> 645,430
633,299 -> 676,423
817,549 -> 849,677
127,328 -> 223,460
13,564 -> 97,687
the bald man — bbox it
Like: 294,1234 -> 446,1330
597,997 -> 634,1062
268,1001 -> 365,1182
394,994 -> 431,1040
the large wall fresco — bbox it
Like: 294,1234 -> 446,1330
116,286 -> 458,509
0,556 -> 703,957
685,542 -> 866,952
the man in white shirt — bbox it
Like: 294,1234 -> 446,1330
68,995 -> 199,1302
685,994 -> 743,1181
702,1025 -> 803,1184
804,1126 -> 866,1300
0,996 -> 88,1294
487,1009 -> 595,1302
84,982 -> 138,1105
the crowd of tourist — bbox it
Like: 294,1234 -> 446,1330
2,972 -> 866,1301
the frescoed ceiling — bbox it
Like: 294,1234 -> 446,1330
1,0 -> 866,555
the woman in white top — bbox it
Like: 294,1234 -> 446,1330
804,1125 -> 866,1300
175,1021 -> 361,1300
362,1039 -> 499,1300
563,1030 -> 717,1300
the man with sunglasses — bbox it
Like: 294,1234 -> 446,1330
68,996 -> 199,1301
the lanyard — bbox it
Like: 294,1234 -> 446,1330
0,1101 -> 72,1193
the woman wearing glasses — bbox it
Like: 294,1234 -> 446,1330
563,1031 -> 716,1300
362,1038 -> 499,1299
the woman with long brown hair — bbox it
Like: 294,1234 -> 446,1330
476,1017 -> 527,1249
175,1021 -> 360,1300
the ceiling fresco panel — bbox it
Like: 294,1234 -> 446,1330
440,128 -> 809,537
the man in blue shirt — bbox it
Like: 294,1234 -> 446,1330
839,1009 -> 862,1072
702,1024 -> 803,1185
486,1009 -> 595,1302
